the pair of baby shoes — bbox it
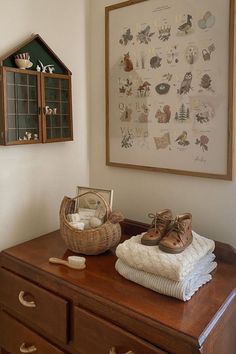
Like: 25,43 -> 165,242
141,209 -> 193,254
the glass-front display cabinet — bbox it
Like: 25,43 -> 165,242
0,34 -> 73,145
42,74 -> 72,142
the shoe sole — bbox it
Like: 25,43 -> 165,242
141,238 -> 161,246
159,233 -> 193,254
141,229 -> 163,246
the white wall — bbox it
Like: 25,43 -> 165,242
90,0 -> 236,248
1,0 -> 235,251
0,0 -> 90,250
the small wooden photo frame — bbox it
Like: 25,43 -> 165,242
76,186 -> 114,211
105,0 -> 234,180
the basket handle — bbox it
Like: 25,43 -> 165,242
72,191 -> 111,220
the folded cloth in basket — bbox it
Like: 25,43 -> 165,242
116,231 -> 215,281
115,254 -> 217,301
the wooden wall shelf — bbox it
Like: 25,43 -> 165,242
0,35 -> 73,145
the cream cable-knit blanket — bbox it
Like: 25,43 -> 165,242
116,231 -> 215,281
115,255 -> 217,301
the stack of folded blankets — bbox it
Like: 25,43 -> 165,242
115,231 -> 217,301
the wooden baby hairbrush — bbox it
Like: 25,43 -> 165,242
49,256 -> 86,270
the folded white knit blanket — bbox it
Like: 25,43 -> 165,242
116,255 -> 217,301
116,231 -> 215,281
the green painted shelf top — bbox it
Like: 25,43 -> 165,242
0,34 -> 71,75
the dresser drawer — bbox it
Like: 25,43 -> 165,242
0,268 -> 68,343
0,311 -> 65,354
74,307 -> 168,354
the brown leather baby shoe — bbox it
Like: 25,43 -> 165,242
141,209 -> 172,246
159,213 -> 193,253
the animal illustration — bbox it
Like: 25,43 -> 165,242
175,131 -> 187,142
178,14 -> 193,34
178,72 -> 192,95
175,131 -> 189,146
123,52 -> 133,72
155,105 -> 171,123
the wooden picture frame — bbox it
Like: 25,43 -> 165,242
105,0 -> 234,180
77,186 -> 114,211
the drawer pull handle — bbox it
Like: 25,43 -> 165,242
18,291 -> 36,308
110,347 -> 134,354
20,343 -> 37,353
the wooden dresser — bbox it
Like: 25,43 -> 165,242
0,220 -> 236,354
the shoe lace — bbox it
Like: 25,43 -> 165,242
167,217 -> 185,241
148,212 -> 168,232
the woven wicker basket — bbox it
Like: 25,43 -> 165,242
60,191 -> 121,255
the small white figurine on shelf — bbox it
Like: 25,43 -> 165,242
48,66 -> 55,74
37,60 -> 55,73
24,131 -> 32,140
33,133 -> 38,140
45,106 -> 57,115
45,106 -> 53,115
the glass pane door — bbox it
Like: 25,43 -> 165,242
6,71 -> 40,143
44,76 -> 72,141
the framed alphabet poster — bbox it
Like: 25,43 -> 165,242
105,0 -> 234,179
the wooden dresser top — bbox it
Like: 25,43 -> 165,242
1,222 -> 236,348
